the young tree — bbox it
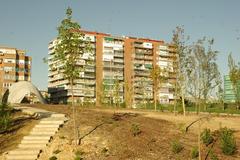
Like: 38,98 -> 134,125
216,77 -> 224,110
139,77 -> 148,109
112,76 -> 122,108
228,53 -> 240,109
124,80 -> 133,108
97,81 -> 106,106
172,26 -> 189,116
53,7 -> 92,145
187,38 -> 221,112
150,65 -> 168,111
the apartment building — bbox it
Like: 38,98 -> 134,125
48,30 -> 178,107
0,46 -> 32,96
224,75 -> 240,103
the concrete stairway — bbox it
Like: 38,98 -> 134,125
5,107 -> 68,160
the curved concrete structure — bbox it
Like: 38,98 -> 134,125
3,81 -> 46,104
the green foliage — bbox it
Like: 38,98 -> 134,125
0,103 -> 11,132
170,139 -> 183,154
53,6 -> 93,96
112,77 -> 122,108
74,150 -> 84,160
201,128 -> 214,146
131,123 -> 141,136
228,53 -> 240,108
191,146 -> 199,159
219,127 -> 237,155
209,149 -> 219,160
186,37 -> 221,112
74,156 -> 83,160
49,156 -> 57,160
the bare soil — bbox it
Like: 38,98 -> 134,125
25,104 -> 240,160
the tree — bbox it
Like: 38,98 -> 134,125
53,7 -> 92,145
172,26 -> 189,116
124,80 -> 133,108
0,102 -> 11,133
228,53 -> 240,109
187,38 -> 221,112
216,78 -> 224,110
150,65 -> 168,111
112,76 -> 122,108
97,81 -> 106,106
139,77 -> 148,109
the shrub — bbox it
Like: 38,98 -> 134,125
49,156 -> 57,160
219,127 -> 237,155
74,150 -> 84,160
170,139 -> 183,154
74,156 -> 83,160
209,149 -> 218,160
191,146 -> 199,159
131,123 -> 141,136
0,103 -> 11,132
201,128 -> 214,146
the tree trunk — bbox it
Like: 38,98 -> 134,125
174,100 -> 177,116
173,83 -> 177,116
154,86 -> 157,112
198,120 -> 201,160
70,79 -> 77,145
182,94 -> 186,116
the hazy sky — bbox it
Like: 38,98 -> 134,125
0,0 -> 240,89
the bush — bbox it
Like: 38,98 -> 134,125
0,103 -> 11,132
170,139 -> 183,154
191,146 -> 199,159
209,149 -> 218,160
219,127 -> 237,155
201,128 -> 214,146
74,156 -> 83,160
49,156 -> 57,160
131,123 -> 141,136
74,150 -> 84,160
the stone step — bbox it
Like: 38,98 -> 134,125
23,135 -> 51,140
7,107 -> 67,160
18,143 -> 46,149
51,114 -> 66,118
39,120 -> 64,124
32,127 -> 59,132
35,124 -> 60,128
21,139 -> 49,144
30,131 -> 56,135
8,149 -> 40,155
22,110 -> 37,116
6,154 -> 38,160
42,115 -> 67,121
41,117 -> 67,121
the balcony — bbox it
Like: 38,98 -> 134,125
103,63 -> 124,69
85,68 -> 95,73
134,71 -> 150,77
113,58 -> 124,63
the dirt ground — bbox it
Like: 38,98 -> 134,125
23,104 -> 240,160
0,110 -> 39,158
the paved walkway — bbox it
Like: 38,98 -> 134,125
4,106 -> 68,160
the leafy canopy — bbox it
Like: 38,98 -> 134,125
54,7 -> 92,82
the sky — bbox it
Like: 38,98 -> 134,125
0,0 -> 240,90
